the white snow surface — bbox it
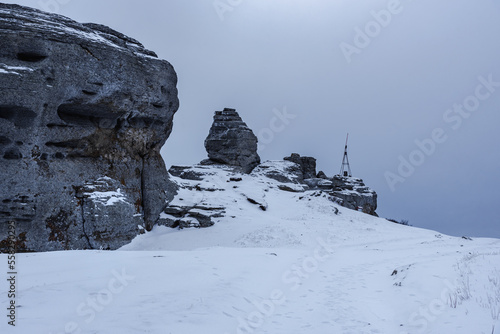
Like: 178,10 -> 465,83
1,165 -> 499,333
87,189 -> 128,207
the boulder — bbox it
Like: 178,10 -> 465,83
0,4 -> 179,252
284,153 -> 317,179
203,108 -> 260,173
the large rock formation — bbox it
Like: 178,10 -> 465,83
202,108 -> 260,173
284,153 -> 317,179
0,4 -> 179,251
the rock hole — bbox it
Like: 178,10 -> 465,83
3,148 -> 22,160
128,117 -> 164,129
0,136 -> 12,146
0,105 -> 37,128
47,123 -> 72,128
45,140 -> 80,149
82,90 -> 97,96
17,52 -> 47,62
57,103 -> 121,128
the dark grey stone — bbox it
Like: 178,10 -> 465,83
303,178 -> 333,190
169,165 -> 205,181
284,153 -> 317,179
316,171 -> 327,179
330,175 -> 378,216
0,3 -> 179,252
204,108 -> 260,173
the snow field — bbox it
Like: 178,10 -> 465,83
1,165 -> 499,333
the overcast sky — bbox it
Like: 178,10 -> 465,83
5,0 -> 500,238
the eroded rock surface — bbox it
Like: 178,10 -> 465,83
0,4 -> 179,251
330,176 -> 378,215
203,108 -> 260,173
284,153 -> 317,179
161,160 -> 378,234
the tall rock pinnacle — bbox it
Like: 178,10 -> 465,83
203,108 -> 260,173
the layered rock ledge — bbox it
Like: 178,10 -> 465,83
202,108 -> 260,173
0,4 -> 179,251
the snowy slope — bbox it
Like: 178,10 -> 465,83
1,164 -> 499,334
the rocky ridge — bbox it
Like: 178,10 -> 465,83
163,160 -> 378,229
163,109 -> 378,228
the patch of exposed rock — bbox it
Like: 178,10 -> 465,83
162,165 -> 238,228
202,108 -> 260,173
284,153 -> 318,179
330,176 -> 377,215
0,4 -> 179,252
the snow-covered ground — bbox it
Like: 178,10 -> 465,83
1,165 -> 499,333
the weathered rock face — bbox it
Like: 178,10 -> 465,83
0,4 -> 179,251
284,153 -> 317,179
159,165 -> 231,229
203,108 -> 260,173
330,176 -> 378,216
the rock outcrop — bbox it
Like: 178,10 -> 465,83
0,4 -> 179,251
284,153 -> 317,179
330,176 -> 378,215
160,164 -> 235,229
202,108 -> 260,173
261,159 -> 378,215
163,160 -> 378,233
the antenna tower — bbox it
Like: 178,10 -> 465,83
339,133 -> 352,177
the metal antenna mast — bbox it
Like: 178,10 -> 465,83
339,133 -> 352,177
